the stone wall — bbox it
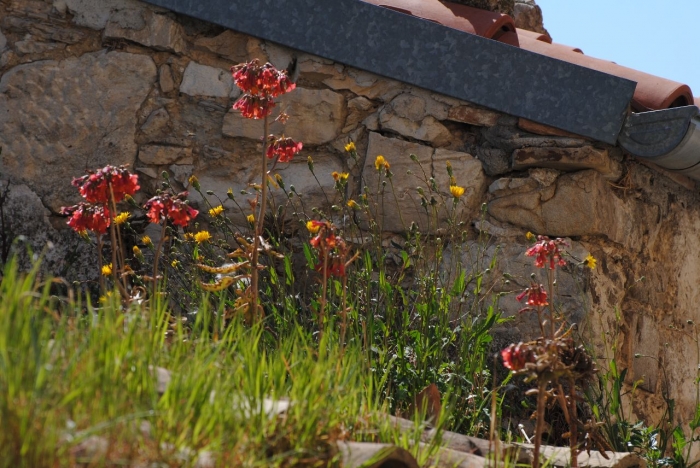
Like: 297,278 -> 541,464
1,0 -> 700,443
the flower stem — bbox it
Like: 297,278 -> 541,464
533,379 -> 547,468
250,115 -> 270,322
319,247 -> 329,342
152,222 -> 167,301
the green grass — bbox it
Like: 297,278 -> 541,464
0,258 -> 451,467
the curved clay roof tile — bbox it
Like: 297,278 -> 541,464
518,35 -> 692,110
515,28 -> 552,43
695,97 -> 700,108
361,0 -> 515,39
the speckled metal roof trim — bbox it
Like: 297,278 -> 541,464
143,0 -> 636,144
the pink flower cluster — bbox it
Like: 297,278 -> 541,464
61,165 -> 140,235
525,235 -> 568,270
267,136 -> 303,162
231,59 -> 296,119
144,192 -> 198,227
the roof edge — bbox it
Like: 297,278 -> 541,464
143,0 -> 636,144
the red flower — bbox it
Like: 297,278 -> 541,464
525,236 -> 568,270
501,343 -> 534,371
516,283 -> 548,308
61,203 -> 111,234
144,192 -> 198,227
266,137 -> 303,162
232,95 -> 275,119
316,257 -> 346,278
72,165 -> 139,204
231,59 -> 296,98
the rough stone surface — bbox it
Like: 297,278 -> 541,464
379,111 -> 452,147
139,145 -> 192,165
362,132 -> 486,232
447,105 -> 500,127
0,29 -> 6,52
512,146 -> 621,178
0,51 -> 156,211
105,10 -> 185,53
223,88 -> 346,146
60,0 -> 148,30
159,64 -> 175,93
179,61 -> 235,97
487,170 -> 650,252
513,0 -> 548,34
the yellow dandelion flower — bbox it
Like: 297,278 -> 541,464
141,235 -> 152,246
99,291 -> 114,304
184,232 -> 195,241
78,230 -> 90,241
375,155 -> 389,171
133,246 -> 141,256
306,220 -> 321,233
247,214 -> 255,224
194,231 -> 212,244
584,254 -> 597,270
114,212 -> 130,225
344,141 -> 356,153
449,185 -> 465,198
171,259 -> 180,268
332,172 -> 350,182
101,263 -> 113,276
347,199 -> 358,209
209,205 -> 224,217
188,175 -> 200,190
526,231 -> 536,241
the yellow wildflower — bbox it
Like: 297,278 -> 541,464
306,220 -> 321,233
247,214 -> 255,224
332,171 -> 350,182
99,291 -> 114,304
374,155 -> 389,171
209,205 -> 224,217
449,185 -> 465,198
344,141 -> 356,153
141,235 -> 152,246
171,259 -> 180,268
184,232 -> 195,241
78,230 -> 90,241
101,263 -> 113,276
194,231 -> 212,244
114,212 -> 129,225
347,199 -> 358,209
188,175 -> 200,190
584,254 -> 597,270
133,246 -> 141,256
526,231 -> 536,242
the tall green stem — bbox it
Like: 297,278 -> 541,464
250,115 -> 270,321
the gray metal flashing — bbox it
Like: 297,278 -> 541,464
619,106 -> 700,181
144,0 -> 636,144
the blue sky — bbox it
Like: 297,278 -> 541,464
536,0 -> 699,98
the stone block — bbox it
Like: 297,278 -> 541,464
180,61 -> 234,98
61,0 -> 149,30
487,170 -> 647,251
362,132 -> 485,232
512,146 -> 620,178
159,64 -> 175,93
0,51 -> 156,211
140,108 -> 171,137
104,9 -> 185,53
379,110 -> 451,147
447,105 -> 500,127
0,29 -> 7,52
223,88 -> 346,146
139,145 -> 192,165
518,118 -> 584,139
194,30 -> 249,61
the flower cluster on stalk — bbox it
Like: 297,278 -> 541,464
61,165 -> 139,235
144,191 -> 199,227
307,220 -> 350,278
231,59 -> 296,119
266,136 -> 303,162
525,235 -> 568,270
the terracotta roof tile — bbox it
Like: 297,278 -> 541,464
366,0 -> 695,112
361,0 -> 515,39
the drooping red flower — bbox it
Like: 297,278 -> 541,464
307,220 -> 349,278
266,137 -> 303,162
316,257 -> 346,278
232,95 -> 275,120
516,283 -> 549,308
144,192 -> 199,227
501,343 -> 534,371
525,235 -> 568,270
231,59 -> 296,98
72,165 -> 139,204
60,203 -> 111,234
